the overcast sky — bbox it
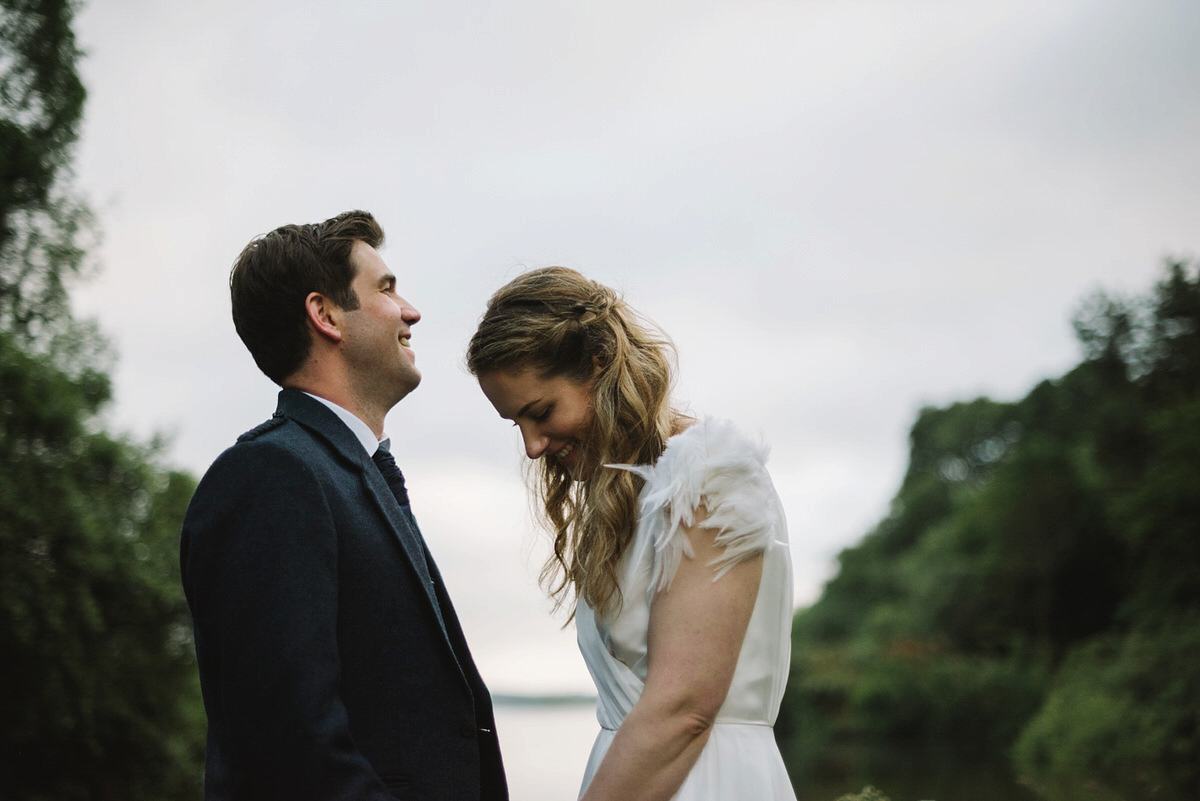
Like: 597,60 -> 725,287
70,0 -> 1198,694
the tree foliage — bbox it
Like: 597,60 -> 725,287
1,0 -> 93,343
779,260 -> 1200,800
0,333 -> 203,800
1,1 -> 205,797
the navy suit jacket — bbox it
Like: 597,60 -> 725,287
181,389 -> 507,800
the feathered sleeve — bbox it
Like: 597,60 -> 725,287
609,418 -> 781,592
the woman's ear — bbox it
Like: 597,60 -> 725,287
591,352 -> 608,381
304,291 -> 344,342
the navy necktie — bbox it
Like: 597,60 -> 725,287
371,441 -> 450,632
372,443 -> 409,506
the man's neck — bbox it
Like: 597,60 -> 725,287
284,379 -> 388,439
297,391 -> 383,456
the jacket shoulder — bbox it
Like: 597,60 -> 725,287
236,413 -> 288,442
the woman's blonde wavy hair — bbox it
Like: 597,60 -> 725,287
466,267 -> 688,619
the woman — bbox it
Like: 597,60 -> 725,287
467,267 -> 796,801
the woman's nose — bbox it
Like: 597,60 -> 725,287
522,428 -> 548,460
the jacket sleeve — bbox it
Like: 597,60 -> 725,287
181,439 -> 397,800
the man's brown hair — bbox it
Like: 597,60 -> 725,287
230,210 -> 384,385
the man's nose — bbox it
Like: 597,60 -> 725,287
400,297 -> 421,324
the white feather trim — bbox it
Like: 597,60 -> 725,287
608,418 -> 779,592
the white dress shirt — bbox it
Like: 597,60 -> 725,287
302,392 -> 383,456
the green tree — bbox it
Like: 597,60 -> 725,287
0,335 -> 204,800
1,0 -> 92,342
779,259 -> 1200,801
0,1 -> 205,797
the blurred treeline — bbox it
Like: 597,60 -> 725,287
1,1 -> 204,799
777,259 -> 1200,800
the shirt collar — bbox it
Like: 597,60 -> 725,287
302,392 -> 383,456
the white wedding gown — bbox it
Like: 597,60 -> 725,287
576,419 -> 798,800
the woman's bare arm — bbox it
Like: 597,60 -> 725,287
580,509 -> 763,801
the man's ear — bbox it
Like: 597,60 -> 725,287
304,292 -> 344,343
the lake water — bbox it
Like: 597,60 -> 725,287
491,702 -> 1143,801
493,700 -> 598,801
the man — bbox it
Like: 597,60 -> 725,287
181,210 -> 506,800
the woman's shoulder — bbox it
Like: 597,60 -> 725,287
611,416 -> 771,496
611,417 -> 781,591
658,417 -> 770,473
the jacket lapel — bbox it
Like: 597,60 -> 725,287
276,390 -> 454,644
362,469 -> 450,635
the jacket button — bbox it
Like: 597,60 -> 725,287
460,722 -> 476,738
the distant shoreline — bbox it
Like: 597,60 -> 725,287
492,693 -> 597,707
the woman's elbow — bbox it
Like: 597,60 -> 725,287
660,688 -> 725,738
676,707 -> 718,738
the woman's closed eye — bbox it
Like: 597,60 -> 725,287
510,406 -> 552,427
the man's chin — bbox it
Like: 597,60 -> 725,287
391,370 -> 422,403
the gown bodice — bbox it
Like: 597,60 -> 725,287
575,419 -> 798,800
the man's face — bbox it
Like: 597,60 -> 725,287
339,240 -> 422,403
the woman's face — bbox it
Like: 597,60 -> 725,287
479,367 -> 596,479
